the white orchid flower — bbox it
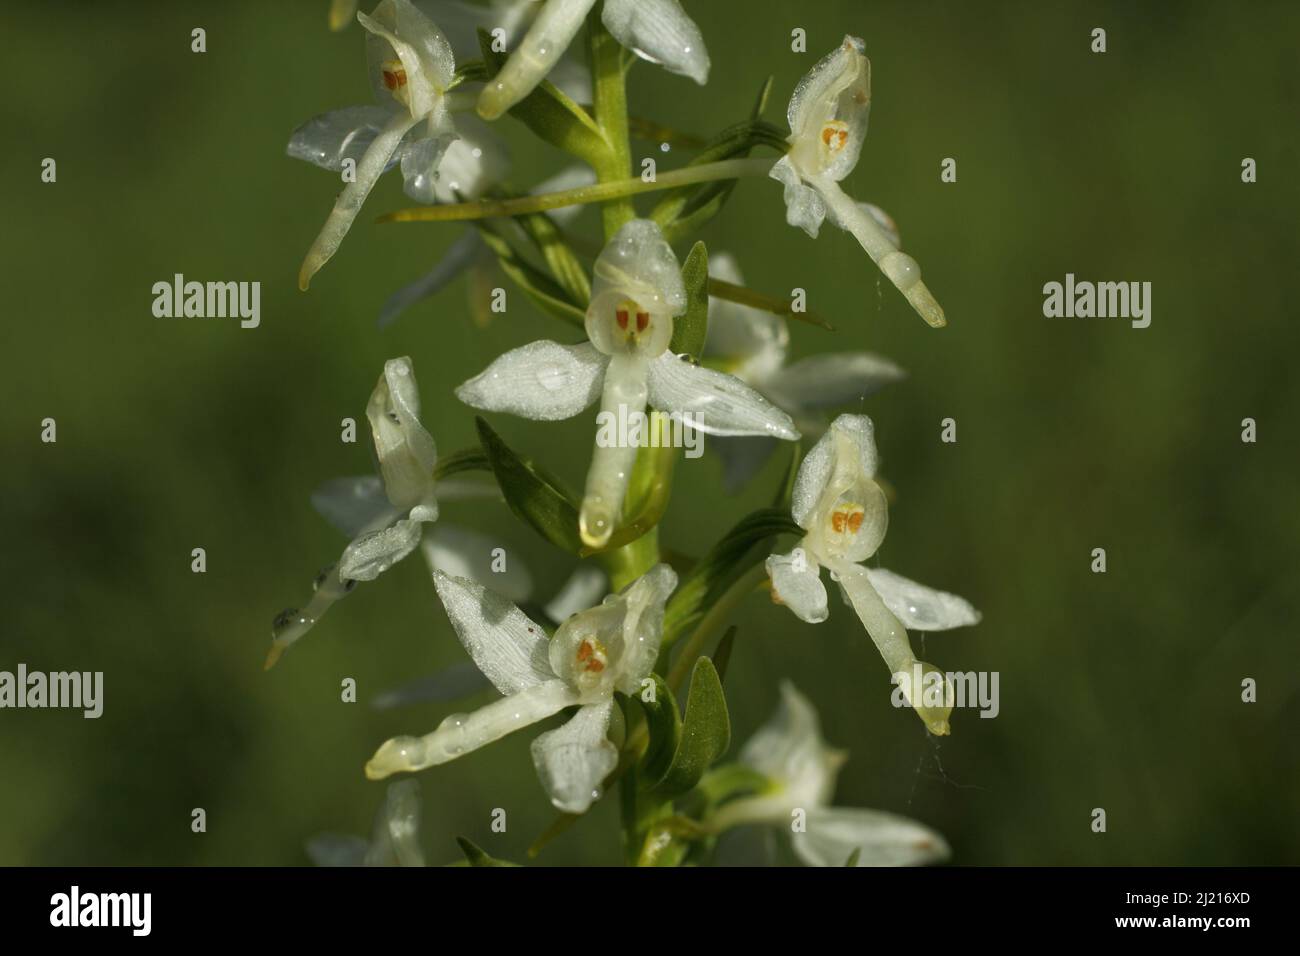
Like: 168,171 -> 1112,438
705,252 -> 905,490
293,0 -> 459,289
268,357 -> 523,667
476,0 -> 709,120
770,36 -> 946,328
365,564 -> 677,815
455,218 -> 798,548
708,683 -> 949,867
307,780 -> 425,866
765,414 -> 980,734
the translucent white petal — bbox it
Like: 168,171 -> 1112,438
602,0 -> 710,84
368,357 -> 440,515
764,353 -> 905,411
361,0 -> 455,119
530,700 -> 619,813
543,564 -> 609,624
647,353 -> 799,440
476,0 -> 597,119
364,779 -> 425,866
398,131 -> 457,203
306,834 -> 368,867
286,105 -> 401,172
769,155 -> 828,238
299,110 -> 421,290
766,547 -> 828,624
705,253 -> 788,386
865,567 -> 981,631
456,340 -> 607,420
426,115 -> 510,202
311,475 -> 396,537
791,413 -> 879,529
793,806 -> 950,867
740,681 -> 843,809
711,435 -> 779,494
366,679 -> 579,778
611,563 -> 676,693
785,35 -> 870,183
338,517 -> 424,581
420,524 -> 533,603
430,570 -> 553,695
378,229 -> 488,328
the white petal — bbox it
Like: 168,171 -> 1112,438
368,357 -> 440,514
366,679 -> 579,778
711,435 -> 779,494
476,0 -> 597,119
740,681 -> 842,808
647,353 -> 799,439
602,0 -> 710,84
311,475 -> 396,537
339,517 -> 424,581
705,253 -> 788,386
587,219 -> 686,356
430,570 -> 553,695
299,109 -> 421,290
543,564 -> 609,624
865,567 -> 981,631
764,353 -> 905,411
766,547 -> 828,624
425,115 -> 510,202
361,0 -> 455,119
287,105 -> 402,172
378,229 -> 488,328
456,340 -> 607,420
791,413 -> 878,528
530,700 -> 619,813
306,834 -> 368,867
420,524 -> 533,603
793,806 -> 949,867
769,155 -> 828,238
398,131 -> 457,203
785,36 -> 870,183
364,779 -> 425,867
611,563 -> 676,693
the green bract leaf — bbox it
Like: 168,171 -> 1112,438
475,417 -> 583,554
662,507 -> 803,646
712,625 -> 738,685
638,673 -> 682,786
473,223 -> 586,328
477,30 -> 607,164
515,211 -> 592,306
653,657 -> 731,798
844,848 -> 862,867
668,241 -> 709,357
455,836 -> 520,867
432,447 -> 492,483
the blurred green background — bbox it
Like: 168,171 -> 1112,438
2,0 -> 1297,866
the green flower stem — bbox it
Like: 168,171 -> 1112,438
588,11 -> 635,240
667,561 -> 767,691
377,157 -> 777,224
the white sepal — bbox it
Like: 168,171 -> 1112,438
793,806 -> 950,868
601,0 -> 710,84
865,567 -> 981,631
456,340 -> 607,421
530,700 -> 619,813
431,570 -> 552,695
646,352 -> 799,439
765,547 -> 828,624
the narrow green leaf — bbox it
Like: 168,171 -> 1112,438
475,417 -> 583,554
638,673 -> 682,785
668,242 -> 709,357
708,277 -> 834,331
844,847 -> 862,867
455,836 -> 520,867
473,223 -> 586,328
771,440 -> 802,510
515,211 -> 592,306
653,657 -> 731,798
661,507 -> 803,646
477,30 -> 607,162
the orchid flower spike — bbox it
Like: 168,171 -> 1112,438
476,0 -> 710,120
765,414 -> 980,734
708,683 -> 950,866
455,219 -> 798,548
770,36 -> 946,328
267,357 -> 525,668
705,252 -> 905,490
292,0 -> 459,290
366,564 -> 677,815
307,779 -> 425,866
